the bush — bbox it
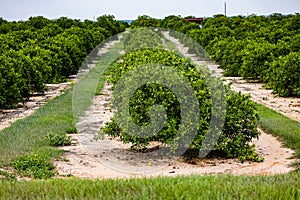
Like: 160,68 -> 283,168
267,52 -> 300,97
0,54 -> 28,108
11,154 -> 57,179
216,91 -> 262,162
101,48 -> 262,161
46,133 -> 72,147
122,28 -> 164,51
240,41 -> 276,80
210,38 -> 247,77
131,15 -> 161,28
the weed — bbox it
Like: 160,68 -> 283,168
46,133 -> 72,147
11,154 -> 57,179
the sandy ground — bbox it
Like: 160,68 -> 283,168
1,32 -> 299,179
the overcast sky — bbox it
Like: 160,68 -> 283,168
1,0 -> 300,21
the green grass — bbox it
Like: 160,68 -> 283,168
257,103 -> 300,160
0,89 -> 74,165
0,173 -> 299,199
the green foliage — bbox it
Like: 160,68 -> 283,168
55,16 -> 80,29
65,126 -> 78,134
0,15 -> 126,108
131,15 -> 161,28
209,38 -> 247,76
46,133 -> 71,147
97,15 -> 127,36
266,52 -> 300,97
216,91 -> 262,162
159,13 -> 300,97
102,47 -> 261,161
25,16 -> 52,30
240,41 -> 276,80
0,54 -> 29,108
122,28 -> 164,51
101,118 -> 122,139
161,15 -> 199,33
11,154 -> 57,179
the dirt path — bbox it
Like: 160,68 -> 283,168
226,77 -> 300,122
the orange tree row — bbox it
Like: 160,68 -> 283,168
0,15 -> 128,108
131,14 -> 300,97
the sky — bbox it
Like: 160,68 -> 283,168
1,0 -> 300,21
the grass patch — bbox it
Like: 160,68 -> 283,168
72,40 -> 122,121
46,133 -> 72,147
0,90 -> 74,165
257,103 -> 300,159
0,170 -> 16,181
0,173 -> 299,199
11,153 -> 57,179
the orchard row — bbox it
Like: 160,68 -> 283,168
132,14 -> 300,97
0,15 -> 128,108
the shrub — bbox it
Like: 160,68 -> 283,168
65,126 -> 78,134
11,154 -> 57,179
215,91 -> 262,162
267,52 -> 300,97
240,41 -> 276,80
46,133 -> 72,147
122,28 -> 164,51
101,48 -> 262,161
